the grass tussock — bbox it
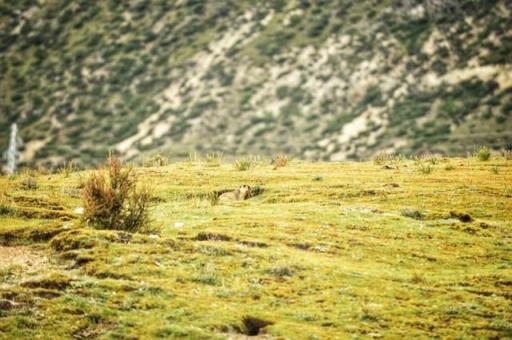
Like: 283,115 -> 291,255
474,146 -> 491,161
272,154 -> 288,169
143,154 -> 169,167
204,152 -> 224,167
82,155 -> 153,233
57,161 -> 80,178
20,171 -> 38,190
233,157 -> 258,171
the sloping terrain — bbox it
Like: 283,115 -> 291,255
0,156 -> 511,338
1,0 -> 511,167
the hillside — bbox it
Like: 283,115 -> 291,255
0,156 -> 511,338
1,0 -> 512,167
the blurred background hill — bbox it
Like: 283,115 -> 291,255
1,0 -> 511,167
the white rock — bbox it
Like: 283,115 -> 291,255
174,222 -> 184,228
74,207 -> 84,215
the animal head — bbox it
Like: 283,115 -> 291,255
237,185 -> 251,199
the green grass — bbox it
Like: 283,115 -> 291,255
0,158 -> 511,338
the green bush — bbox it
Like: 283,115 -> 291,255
474,146 -> 491,161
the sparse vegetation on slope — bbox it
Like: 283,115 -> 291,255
0,157 -> 511,338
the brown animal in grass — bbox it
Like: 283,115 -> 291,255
219,185 -> 252,201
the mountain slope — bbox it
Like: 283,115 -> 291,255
1,0 -> 511,166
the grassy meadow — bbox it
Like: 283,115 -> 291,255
0,155 -> 511,339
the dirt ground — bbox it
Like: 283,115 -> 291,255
0,246 -> 49,288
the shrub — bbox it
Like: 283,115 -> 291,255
82,155 -> 153,233
474,146 -> 491,161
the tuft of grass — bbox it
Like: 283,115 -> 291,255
233,157 -> 257,171
474,146 -> 491,161
267,264 -> 296,277
501,149 -> 512,160
20,171 -> 38,190
82,155 -> 154,233
417,163 -> 433,174
444,163 -> 456,171
143,154 -> 169,167
491,165 -> 500,174
374,152 -> 406,165
272,154 -> 288,168
373,152 -> 392,165
401,208 -> 425,220
410,272 -> 426,284
204,152 -> 224,167
57,161 -> 80,178
424,154 -> 442,165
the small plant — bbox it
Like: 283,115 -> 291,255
313,175 -> 323,181
411,272 -> 426,284
491,165 -> 500,174
267,264 -> 296,277
444,163 -> 455,171
0,183 -> 14,216
233,158 -> 255,171
57,161 -> 80,177
425,154 -> 441,165
20,170 -> 38,190
373,152 -> 391,165
418,163 -> 433,174
205,152 -> 223,167
401,208 -> 425,220
272,154 -> 288,168
501,149 -> 512,160
474,146 -> 491,161
208,191 -> 220,206
143,154 -> 168,167
82,154 -> 153,233
188,152 -> 199,163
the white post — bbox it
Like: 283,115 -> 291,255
6,123 -> 18,175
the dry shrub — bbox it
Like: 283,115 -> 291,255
272,154 -> 288,168
82,155 -> 153,233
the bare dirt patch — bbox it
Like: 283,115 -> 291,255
0,246 -> 48,270
0,246 -> 50,288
